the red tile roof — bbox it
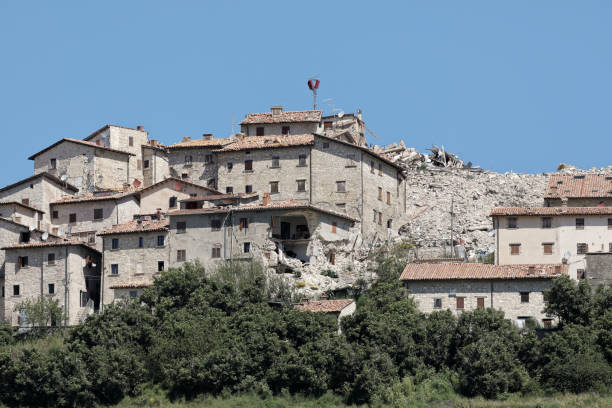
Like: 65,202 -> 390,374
28,138 -> 135,160
241,110 -> 322,125
178,192 -> 257,202
0,172 -> 79,193
137,177 -> 220,195
83,124 -> 147,141
490,207 -> 612,216
98,219 -> 169,236
400,263 -> 568,281
109,282 -> 153,289
216,134 -> 315,152
545,174 -> 612,199
2,239 -> 100,253
167,138 -> 232,149
0,201 -> 45,214
168,199 -> 358,222
295,298 -> 355,313
51,190 -> 138,205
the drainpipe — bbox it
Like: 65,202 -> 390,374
490,281 -> 494,308
494,217 -> 499,265
100,238 -> 105,313
309,146 -> 312,204
64,247 -> 69,326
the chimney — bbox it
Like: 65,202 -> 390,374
156,208 -> 162,220
202,133 -> 213,140
137,125 -> 145,131
271,106 -> 283,116
182,136 -> 191,142
262,192 -> 270,206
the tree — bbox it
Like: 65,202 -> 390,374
14,295 -> 63,327
543,276 -> 592,326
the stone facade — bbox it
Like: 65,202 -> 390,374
585,252 -> 612,287
139,178 -> 217,215
142,145 -> 169,187
168,146 -> 220,188
0,203 -> 42,230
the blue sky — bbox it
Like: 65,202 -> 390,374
0,1 -> 611,187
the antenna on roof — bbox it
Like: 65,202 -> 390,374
337,110 -> 344,118
29,225 -> 35,231
307,77 -> 320,110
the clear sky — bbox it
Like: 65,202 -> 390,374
0,1 -> 611,187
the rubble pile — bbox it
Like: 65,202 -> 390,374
371,141 -> 474,169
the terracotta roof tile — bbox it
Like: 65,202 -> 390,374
98,219 -> 169,236
216,134 -> 315,152
28,138 -> 135,160
0,172 -> 79,193
83,124 -> 147,141
2,239 -> 100,252
241,110 -> 322,125
400,263 -> 567,281
490,207 -> 612,216
167,138 -> 232,149
51,191 -> 138,205
109,281 -> 154,289
545,174 -> 612,199
295,298 -> 354,313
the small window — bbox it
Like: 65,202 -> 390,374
185,155 -> 193,164
270,181 -> 279,194
138,237 -> 144,248
112,238 -> 119,249
542,319 -> 553,329
245,160 -> 253,171
239,218 -> 249,230
245,185 -> 253,193
336,203 -> 346,209
157,235 -> 165,246
336,181 -> 346,193
329,251 -> 336,265
177,249 -> 186,262
52,227 -> 58,235
378,187 -> 382,200
542,217 -> 552,228
507,217 -> 517,229
137,159 -> 142,170
433,298 -> 442,309
19,232 -> 30,243
21,198 -> 29,206
543,243 -> 553,255
227,162 -> 233,171
211,219 -> 222,231
378,212 -> 382,225
577,243 -> 588,254
243,242 -> 250,253
17,256 -> 28,268
378,163 -> 382,175
168,196 -> 177,208
298,154 -> 307,166
50,158 -> 57,169
69,213 -> 77,223
129,290 -> 138,299
181,173 -> 188,179
144,160 -> 150,169
204,154 -> 213,164
111,264 -> 119,275
456,297 -> 465,310
608,218 -> 612,229
576,218 -> 584,230
373,209 -> 377,222
324,121 -> 333,130
212,245 -> 221,258
577,269 -> 586,280
93,208 -> 103,220
370,160 -> 375,173
387,219 -> 392,228
129,136 -> 134,147
386,191 -> 391,205
332,222 -> 337,234
88,233 -> 95,244
226,186 -> 233,194
297,179 -> 306,192
13,285 -> 20,296
520,292 -> 530,303
346,154 -> 356,166
256,127 -> 264,136
158,261 -> 164,272
477,297 -> 485,308
510,243 -> 521,255
322,142 -> 329,148
48,283 -> 55,294
271,156 -> 280,168
52,210 -> 58,219
47,253 -> 55,265
282,126 -> 290,135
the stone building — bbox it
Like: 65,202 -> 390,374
49,191 -> 140,250
240,107 -> 323,137
0,173 -> 78,230
400,262 -> 567,327
138,177 -> 219,215
320,112 -> 367,146
0,202 -> 45,230
585,252 -> 612,287
544,174 -> 612,207
98,218 -> 169,308
141,141 -> 169,187
490,207 -> 612,280
1,240 -> 101,326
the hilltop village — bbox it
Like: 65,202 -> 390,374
0,106 -> 610,327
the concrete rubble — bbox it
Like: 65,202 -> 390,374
371,141 -> 475,169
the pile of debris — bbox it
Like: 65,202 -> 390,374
371,141 -> 475,170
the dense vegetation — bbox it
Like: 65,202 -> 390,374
0,253 -> 610,407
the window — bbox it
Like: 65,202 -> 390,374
111,238 -> 119,249
16,256 -> 27,268
138,237 -> 144,248
271,156 -> 280,168
336,203 -> 346,209
346,154 -> 356,166
520,292 -> 530,303
129,290 -> 138,299
332,222 -> 337,234
577,269 -> 586,280
14,216 -> 21,224
378,187 -> 382,200
378,163 -> 382,175
47,253 -> 55,265
244,242 -> 251,253
456,297 -> 465,310
543,243 -> 553,255
322,142 -> 329,148
542,217 -> 552,228
297,179 -> 306,192
176,249 -> 186,262
336,181 -> 346,193
52,210 -> 58,219
50,158 -> 56,169
181,173 -> 188,179
378,212 -> 382,225
386,191 -> 391,205
507,217 -> 517,229
433,298 -> 442,308
185,155 -> 193,164
204,154 -> 213,164
157,235 -> 165,246
244,160 -> 253,171
144,160 -> 150,168
387,219 -> 392,228
93,208 -> 103,220
158,261 -> 164,272
542,319 -> 553,329
245,185 -> 253,193
329,251 -> 336,265
256,127 -> 264,136
111,264 -> 119,275
577,243 -> 588,254
324,121 -> 333,130
52,228 -> 58,235
282,126 -> 290,135
176,221 -> 186,233
19,232 -> 30,243
543,291 -> 549,303
21,198 -> 29,206
226,186 -> 233,194
69,213 -> 77,223
169,196 -> 177,208
298,154 -> 307,166
211,219 -> 221,231
370,160 -> 375,173
270,181 -> 279,194
373,209 -> 377,222
510,243 -> 521,255
13,285 -> 20,296
239,218 -> 249,230
227,162 -> 233,171
576,218 -> 584,230
128,136 -> 134,147
88,233 -> 95,244
137,160 -> 142,170
608,218 -> 612,229
212,245 -> 221,258
48,284 -> 55,294
477,297 -> 485,309
80,291 -> 89,307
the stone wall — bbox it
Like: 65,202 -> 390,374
585,252 -> 612,287
142,146 -> 169,187
168,147 -> 218,187
0,204 -> 40,230
140,182 -> 212,214
241,122 -> 319,137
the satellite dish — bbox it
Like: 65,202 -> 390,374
60,174 -> 67,182
564,251 -> 571,259
42,232 -> 48,241
29,225 -> 35,231
337,110 -> 344,118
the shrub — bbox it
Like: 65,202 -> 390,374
321,269 -> 338,279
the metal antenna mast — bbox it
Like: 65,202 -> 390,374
308,78 -> 320,109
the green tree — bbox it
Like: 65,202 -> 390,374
14,295 -> 63,327
543,275 -> 592,326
